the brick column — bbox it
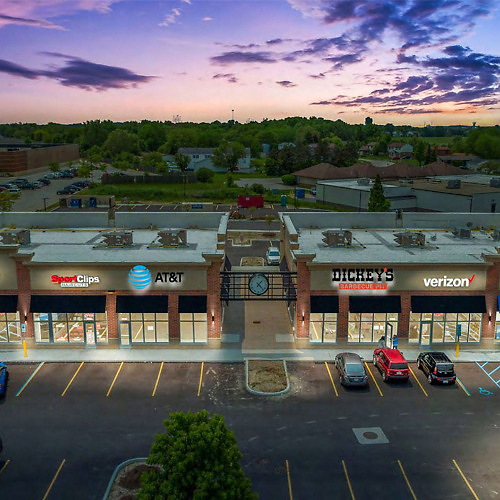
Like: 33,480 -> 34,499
106,293 -> 118,340
337,295 -> 349,339
398,291 -> 411,339
483,262 -> 499,339
295,259 -> 311,339
169,294 -> 179,340
207,260 -> 222,339
15,259 -> 33,339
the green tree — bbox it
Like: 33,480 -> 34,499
251,183 -> 265,194
281,174 -> 296,185
104,129 -> 139,158
141,152 -> 164,169
424,145 -> 437,164
212,141 -> 246,172
414,141 -> 426,166
138,410 -> 257,500
368,174 -> 390,212
0,191 -> 20,211
196,167 -> 215,183
226,173 -> 235,188
174,152 -> 190,172
48,161 -> 60,173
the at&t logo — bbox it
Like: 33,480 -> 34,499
128,265 -> 152,290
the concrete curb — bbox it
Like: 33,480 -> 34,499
102,457 -> 148,500
245,359 -> 290,396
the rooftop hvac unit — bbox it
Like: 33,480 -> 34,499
394,231 -> 425,247
490,178 -> 500,188
493,229 -> 500,241
357,178 -> 371,186
157,230 -> 187,247
102,231 -> 133,247
452,227 -> 471,239
447,179 -> 461,189
322,229 -> 353,247
0,229 -> 30,245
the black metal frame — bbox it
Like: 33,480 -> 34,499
221,271 -> 297,302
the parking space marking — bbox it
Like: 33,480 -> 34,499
145,204 -> 150,210
197,361 -> 204,397
475,361 -> 500,389
42,459 -> 66,500
15,362 -> 45,397
285,460 -> 293,500
408,366 -> 428,397
456,377 -> 471,396
452,460 -> 480,500
61,362 -> 84,397
364,362 -> 383,397
324,362 -> 339,397
106,362 -> 124,397
342,460 -> 355,500
0,459 -> 10,476
398,460 -> 417,500
152,362 -> 164,397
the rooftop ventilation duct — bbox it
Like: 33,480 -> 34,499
0,229 -> 30,245
492,229 -> 500,241
157,230 -> 187,247
102,231 -> 133,247
490,178 -> 500,188
322,229 -> 352,247
452,227 -> 471,239
447,179 -> 461,189
357,178 -> 371,186
394,231 -> 425,247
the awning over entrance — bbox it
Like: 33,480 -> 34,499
179,295 -> 207,313
349,295 -> 402,313
411,295 -> 486,313
30,295 -> 106,313
116,295 -> 168,313
310,295 -> 339,313
0,295 -> 18,312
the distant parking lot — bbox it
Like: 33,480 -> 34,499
1,360 -> 499,499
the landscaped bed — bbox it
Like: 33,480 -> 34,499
107,461 -> 161,500
247,360 -> 288,394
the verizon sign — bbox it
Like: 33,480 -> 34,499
423,274 -> 475,288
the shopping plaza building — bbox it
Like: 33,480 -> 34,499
1,210 -> 500,352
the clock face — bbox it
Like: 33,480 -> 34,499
248,273 -> 269,296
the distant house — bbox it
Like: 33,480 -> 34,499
174,147 -> 251,171
277,142 -> 295,150
388,142 -> 414,159
437,153 -> 482,169
433,146 -> 451,156
358,141 -> 376,156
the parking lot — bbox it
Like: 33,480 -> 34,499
1,360 -> 499,499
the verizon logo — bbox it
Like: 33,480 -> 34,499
423,274 -> 476,287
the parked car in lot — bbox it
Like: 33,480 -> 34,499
12,178 -> 28,185
311,187 -> 317,196
335,352 -> 368,387
70,181 -> 89,189
0,362 -> 8,396
43,173 -> 56,179
37,178 -> 51,186
19,182 -> 36,190
7,186 -> 20,193
373,348 -> 410,382
59,170 -> 74,178
31,181 -> 43,189
57,185 -> 79,195
266,246 -> 280,265
417,352 -> 456,384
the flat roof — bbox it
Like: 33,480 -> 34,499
396,179 -> 500,196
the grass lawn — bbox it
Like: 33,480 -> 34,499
417,136 -> 461,145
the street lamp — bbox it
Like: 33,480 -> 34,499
43,197 -> 49,212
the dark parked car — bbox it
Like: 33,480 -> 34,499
373,348 -> 410,382
70,181 -> 89,188
59,170 -> 74,178
19,182 -> 36,190
57,186 -> 79,195
37,178 -> 51,186
12,178 -> 28,185
335,352 -> 368,387
417,352 -> 456,384
0,362 -> 8,396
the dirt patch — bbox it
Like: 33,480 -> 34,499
247,360 -> 288,393
108,461 -> 161,500
240,257 -> 265,266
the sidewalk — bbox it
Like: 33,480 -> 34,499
2,346 -> 500,363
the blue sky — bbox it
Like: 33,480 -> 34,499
0,0 -> 499,125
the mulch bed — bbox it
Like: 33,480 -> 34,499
108,461 -> 161,500
248,360 -> 288,393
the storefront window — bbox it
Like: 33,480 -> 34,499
180,313 -> 207,343
348,313 -> 398,343
495,312 -> 500,341
0,312 -> 21,343
409,312 -> 481,343
33,313 -> 108,344
309,313 -> 337,343
119,313 -> 169,344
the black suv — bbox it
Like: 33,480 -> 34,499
417,352 -> 456,385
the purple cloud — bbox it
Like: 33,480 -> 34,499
276,80 -> 297,88
213,73 -> 238,83
210,51 -> 277,65
0,59 -> 39,79
0,13 -> 66,30
309,72 -> 327,79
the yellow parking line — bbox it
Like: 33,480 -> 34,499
324,362 -> 339,397
197,361 -> 204,397
61,362 -> 84,397
0,459 -> 10,475
106,362 -> 124,397
398,460 -> 417,500
286,460 -> 293,500
152,362 -> 164,397
15,362 -> 45,397
456,378 -> 471,397
269,240 -> 273,246
364,362 -> 383,397
409,366 -> 428,397
42,459 -> 66,500
453,459 -> 480,500
342,460 -> 355,500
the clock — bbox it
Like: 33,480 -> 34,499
248,273 -> 269,296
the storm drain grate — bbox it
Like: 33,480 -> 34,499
352,427 -> 389,445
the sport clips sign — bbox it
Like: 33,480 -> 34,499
51,274 -> 100,288
332,268 -> 394,290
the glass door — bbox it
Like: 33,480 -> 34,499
119,322 -> 131,346
420,321 -> 432,345
84,322 -> 96,345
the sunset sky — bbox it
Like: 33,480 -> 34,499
1,0 -> 499,126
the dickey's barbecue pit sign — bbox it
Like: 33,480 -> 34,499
332,267 -> 394,290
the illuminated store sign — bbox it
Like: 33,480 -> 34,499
128,265 -> 184,291
51,274 -> 100,288
332,268 -> 394,290
423,274 -> 475,288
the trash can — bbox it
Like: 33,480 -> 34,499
89,197 -> 97,208
295,188 -> 305,199
69,198 -> 81,208
281,195 -> 287,207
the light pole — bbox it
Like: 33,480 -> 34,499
43,197 -> 49,211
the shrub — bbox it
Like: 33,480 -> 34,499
197,167 -> 215,183
281,174 -> 296,185
226,173 -> 235,187
251,183 -> 265,194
